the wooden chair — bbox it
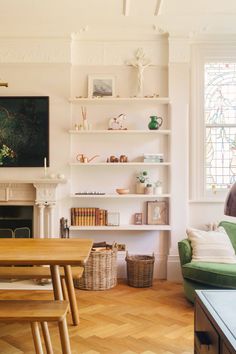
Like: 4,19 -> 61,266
0,266 -> 84,323
0,300 -> 70,354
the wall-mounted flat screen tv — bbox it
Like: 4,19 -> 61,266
0,96 -> 49,167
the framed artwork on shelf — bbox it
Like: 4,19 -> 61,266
88,74 -> 116,98
107,212 -> 120,226
146,201 -> 168,225
134,213 -> 143,225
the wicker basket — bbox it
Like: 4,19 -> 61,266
125,252 -> 155,288
75,243 -> 117,290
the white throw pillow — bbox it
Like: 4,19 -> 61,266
186,226 -> 236,263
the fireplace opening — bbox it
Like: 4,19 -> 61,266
0,206 -> 33,238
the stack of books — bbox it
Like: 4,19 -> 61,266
143,153 -> 164,163
71,207 -> 107,226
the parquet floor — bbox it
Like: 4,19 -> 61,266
0,280 -> 194,354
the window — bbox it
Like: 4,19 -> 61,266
205,62 -> 236,191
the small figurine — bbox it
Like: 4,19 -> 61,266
108,113 -> 127,130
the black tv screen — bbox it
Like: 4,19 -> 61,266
0,96 -> 49,167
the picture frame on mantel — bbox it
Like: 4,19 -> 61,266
146,201 -> 168,225
88,74 -> 116,98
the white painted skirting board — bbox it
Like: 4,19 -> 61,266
117,252 -> 167,280
167,254 -> 182,282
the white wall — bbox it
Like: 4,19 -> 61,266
0,34 -> 191,280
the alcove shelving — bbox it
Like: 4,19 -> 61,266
69,96 -> 171,231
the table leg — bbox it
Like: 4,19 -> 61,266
50,265 -> 63,300
64,265 -> 79,326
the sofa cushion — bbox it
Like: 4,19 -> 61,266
186,227 -> 236,263
182,262 -> 236,288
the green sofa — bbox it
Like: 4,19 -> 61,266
178,221 -> 236,303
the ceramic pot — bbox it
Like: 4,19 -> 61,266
144,186 -> 153,195
148,116 -> 163,130
136,182 -> 146,194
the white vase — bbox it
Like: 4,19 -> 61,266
136,182 -> 145,194
154,186 -> 162,195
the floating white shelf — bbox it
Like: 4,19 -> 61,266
70,193 -> 171,198
70,162 -> 171,166
69,129 -> 171,135
69,225 -> 171,231
69,97 -> 170,104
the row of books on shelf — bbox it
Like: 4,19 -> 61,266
71,207 -> 107,226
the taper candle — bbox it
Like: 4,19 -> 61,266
44,157 -> 47,177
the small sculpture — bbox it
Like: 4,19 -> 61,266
127,48 -> 151,97
108,114 -> 127,130
76,154 -> 99,163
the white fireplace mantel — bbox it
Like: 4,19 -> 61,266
0,179 -> 66,238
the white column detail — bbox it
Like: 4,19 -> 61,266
37,203 -> 45,238
34,183 -> 59,238
47,203 -> 56,238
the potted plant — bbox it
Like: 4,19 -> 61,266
136,171 -> 149,194
144,183 -> 153,195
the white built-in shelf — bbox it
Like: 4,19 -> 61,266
70,162 -> 171,166
69,225 -> 171,231
69,97 -> 170,104
69,129 -> 171,135
70,193 -> 170,198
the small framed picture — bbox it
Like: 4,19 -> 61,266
107,212 -> 120,226
146,201 -> 168,225
88,74 -> 116,98
134,213 -> 143,225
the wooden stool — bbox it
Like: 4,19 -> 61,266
0,266 -> 84,325
0,300 -> 70,354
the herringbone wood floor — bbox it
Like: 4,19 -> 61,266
0,280 -> 194,354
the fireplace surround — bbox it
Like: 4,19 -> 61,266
0,179 -> 65,238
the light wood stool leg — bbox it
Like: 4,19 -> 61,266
41,321 -> 54,354
58,318 -> 72,354
64,265 -> 79,325
31,321 -> 44,354
61,278 -> 71,314
50,265 -> 63,300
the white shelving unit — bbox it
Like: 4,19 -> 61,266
69,129 -> 171,135
70,225 -> 171,231
69,97 -> 170,104
69,97 -> 171,231
70,162 -> 171,166
70,194 -> 171,198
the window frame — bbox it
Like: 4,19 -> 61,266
190,43 -> 236,202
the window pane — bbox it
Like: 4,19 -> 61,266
205,63 -> 236,190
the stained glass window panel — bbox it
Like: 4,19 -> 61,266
205,63 -> 236,190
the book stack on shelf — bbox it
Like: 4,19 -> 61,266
143,153 -> 164,163
71,207 -> 107,226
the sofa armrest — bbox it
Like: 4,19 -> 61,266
219,221 -> 236,252
178,239 -> 192,266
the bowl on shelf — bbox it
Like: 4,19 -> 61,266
116,188 -> 130,195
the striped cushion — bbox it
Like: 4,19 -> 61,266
186,227 -> 236,263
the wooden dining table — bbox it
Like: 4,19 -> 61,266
0,238 -> 93,354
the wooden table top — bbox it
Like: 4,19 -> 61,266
0,238 -> 93,266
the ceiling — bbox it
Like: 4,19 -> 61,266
1,0 -> 236,37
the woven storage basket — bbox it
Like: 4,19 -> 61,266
125,252 -> 155,288
75,244 -> 117,290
